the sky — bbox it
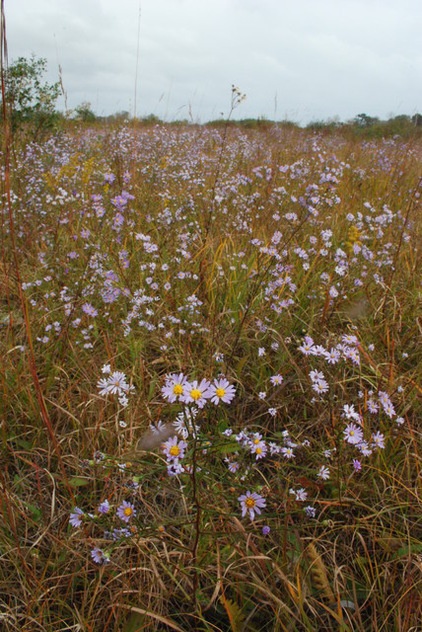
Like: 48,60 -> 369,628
5,0 -> 422,125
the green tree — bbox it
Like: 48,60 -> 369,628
354,112 -> 379,127
74,101 -> 97,122
3,55 -> 61,136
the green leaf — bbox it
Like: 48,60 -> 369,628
67,477 -> 90,487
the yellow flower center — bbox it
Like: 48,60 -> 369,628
190,388 -> 201,400
215,387 -> 226,398
173,384 -> 183,395
169,445 -> 180,457
245,498 -> 256,508
253,438 -> 261,445
256,447 -> 262,455
124,507 -> 133,517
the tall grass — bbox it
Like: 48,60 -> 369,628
1,118 -> 421,630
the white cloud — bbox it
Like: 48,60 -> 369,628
5,0 -> 422,122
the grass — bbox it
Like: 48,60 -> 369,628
1,120 -> 421,631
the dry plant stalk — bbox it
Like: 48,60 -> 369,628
304,542 -> 336,604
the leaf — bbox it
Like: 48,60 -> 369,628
24,502 -> 42,523
68,477 -> 90,487
219,595 -> 245,632
116,604 -> 184,632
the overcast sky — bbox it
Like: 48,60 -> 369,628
5,0 -> 422,124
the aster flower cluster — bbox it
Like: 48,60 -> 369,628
299,333 -> 361,366
161,373 -> 236,408
16,125 -> 416,606
69,497 -> 138,565
97,365 -> 135,408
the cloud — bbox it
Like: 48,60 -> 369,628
5,0 -> 422,122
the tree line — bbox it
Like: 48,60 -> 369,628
1,56 -> 421,140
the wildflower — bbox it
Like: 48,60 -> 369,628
358,441 -> 373,456
312,379 -> 329,395
371,431 -> 385,449
111,527 -> 132,540
304,506 -> 316,518
162,436 -> 188,462
367,398 -> 379,414
342,346 -> 360,365
69,507 -> 84,528
238,491 -> 266,521
281,446 -> 295,459
182,379 -> 212,408
118,393 -> 129,408
91,548 -> 111,564
82,302 -> 98,317
161,373 -> 188,403
268,407 -> 277,417
258,391 -> 267,400
250,440 -> 268,460
342,404 -> 361,422
269,442 -> 282,455
116,501 -> 136,523
97,371 -> 134,397
353,459 -> 362,472
226,460 -> 240,473
317,466 -> 330,480
258,347 -> 266,357
103,172 -> 116,184
290,488 -> 308,501
342,334 -> 359,346
381,401 -> 396,418
309,370 -> 325,382
344,423 -> 363,445
270,374 -> 284,386
209,378 -> 236,405
173,406 -> 199,436
98,499 -> 110,514
298,335 -> 315,355
167,462 -> 185,476
262,525 -> 271,535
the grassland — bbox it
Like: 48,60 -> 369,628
1,122 -> 421,631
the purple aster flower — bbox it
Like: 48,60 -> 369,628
82,302 -> 98,317
116,500 -> 136,523
344,423 -> 364,445
91,547 -> 111,564
353,459 -> 362,472
371,431 -> 385,449
98,499 -> 110,514
208,378 -> 236,405
161,373 -> 188,403
238,491 -> 266,521
162,436 -> 188,462
181,379 -> 212,408
270,374 -> 284,386
250,440 -> 268,460
69,507 -> 84,528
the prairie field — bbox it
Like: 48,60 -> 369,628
1,122 -> 421,631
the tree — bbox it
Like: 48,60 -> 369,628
354,113 -> 379,128
3,55 -> 61,135
74,101 -> 96,123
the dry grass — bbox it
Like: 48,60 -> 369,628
1,117 -> 421,631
